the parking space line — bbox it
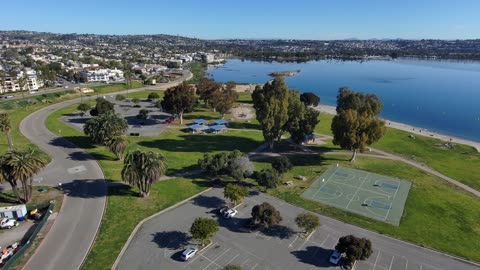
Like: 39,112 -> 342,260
288,235 -> 299,248
250,263 -> 258,270
225,254 -> 240,266
388,255 -> 395,270
373,250 -> 380,269
184,242 -> 216,268
240,259 -> 250,266
201,248 -> 231,270
405,258 -> 408,270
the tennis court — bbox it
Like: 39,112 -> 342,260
301,165 -> 411,225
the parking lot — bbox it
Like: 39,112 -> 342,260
116,188 -> 479,270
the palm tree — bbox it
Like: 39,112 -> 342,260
0,147 -> 47,203
0,113 -> 13,149
106,135 -> 128,160
121,149 -> 167,197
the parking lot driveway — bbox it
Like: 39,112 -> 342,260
116,188 -> 479,270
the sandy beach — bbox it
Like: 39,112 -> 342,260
316,104 -> 480,152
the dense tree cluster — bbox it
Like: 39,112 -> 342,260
251,202 -> 282,229
198,150 -> 254,181
161,83 -> 197,124
223,183 -> 249,206
90,98 -> 114,116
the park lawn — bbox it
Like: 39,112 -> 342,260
82,177 -> 209,270
254,154 -> 480,262
314,112 -> 334,136
373,128 -> 480,191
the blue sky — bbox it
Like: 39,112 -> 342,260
2,0 -> 479,39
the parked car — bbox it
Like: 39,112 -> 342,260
0,218 -> 18,229
165,117 -> 175,124
329,250 -> 341,265
219,207 -> 238,218
224,209 -> 238,218
181,247 -> 198,261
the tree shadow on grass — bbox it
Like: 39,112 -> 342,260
291,246 -> 332,268
0,191 -> 20,204
262,224 -> 295,239
151,231 -> 191,250
107,184 -> 138,197
137,135 -> 262,153
228,122 -> 261,130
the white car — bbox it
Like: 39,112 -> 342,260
0,218 -> 18,229
329,250 -> 341,265
181,247 -> 198,261
224,209 -> 238,218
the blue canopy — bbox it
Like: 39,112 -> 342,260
193,119 -> 208,125
209,124 -> 227,131
213,119 -> 228,125
188,124 -> 207,131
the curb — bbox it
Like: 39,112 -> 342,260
111,187 -> 212,270
21,194 -> 66,270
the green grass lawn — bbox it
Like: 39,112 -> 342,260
373,128 -> 480,191
253,154 -> 480,262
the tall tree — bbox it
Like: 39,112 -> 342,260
84,111 -> 128,145
295,213 -> 320,235
289,107 -> 320,144
223,183 -> 248,207
252,77 -> 289,149
121,149 -> 168,197
271,156 -> 292,174
105,135 -> 128,160
190,217 -> 219,246
0,113 -> 13,149
196,77 -> 221,106
161,83 -> 197,124
331,88 -> 386,162
251,202 -> 282,229
209,90 -> 238,118
0,147 -> 47,203
90,97 -> 114,116
335,235 -> 373,267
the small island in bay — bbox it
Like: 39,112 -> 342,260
268,69 -> 301,77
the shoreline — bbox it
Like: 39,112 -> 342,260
316,104 -> 480,152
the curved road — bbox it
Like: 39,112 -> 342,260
20,71 -> 191,270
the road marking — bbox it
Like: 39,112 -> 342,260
373,250 -> 380,269
288,235 -> 299,248
67,165 -> 86,174
225,254 -> 240,266
405,258 -> 408,270
201,248 -> 231,270
250,263 -> 258,270
240,259 -> 250,266
388,255 -> 395,270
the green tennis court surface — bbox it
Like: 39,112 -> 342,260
301,165 -> 411,226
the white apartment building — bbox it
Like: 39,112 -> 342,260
0,69 -> 41,94
81,68 -> 124,82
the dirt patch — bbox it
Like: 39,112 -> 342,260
231,106 -> 254,121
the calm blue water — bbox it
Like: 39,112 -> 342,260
208,59 -> 480,142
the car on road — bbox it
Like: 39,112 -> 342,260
181,247 -> 198,261
0,218 -> 18,229
329,250 -> 341,265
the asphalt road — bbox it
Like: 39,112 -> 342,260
116,188 -> 480,270
14,70 -> 192,270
